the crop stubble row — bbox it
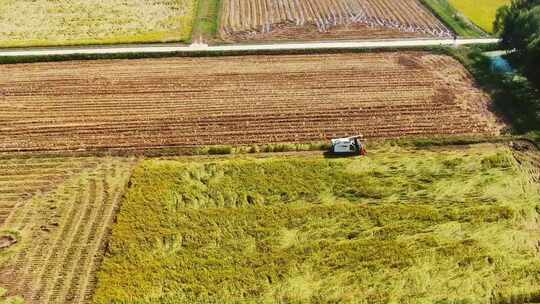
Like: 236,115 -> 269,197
0,52 -> 500,153
512,143 -> 540,183
220,0 -> 452,41
0,157 -> 98,223
0,157 -> 135,304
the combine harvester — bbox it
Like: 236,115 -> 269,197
329,135 -> 367,156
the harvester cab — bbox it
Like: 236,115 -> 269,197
329,135 -> 367,156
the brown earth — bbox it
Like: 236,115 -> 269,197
220,22 -> 427,43
0,52 -> 502,154
0,235 -> 16,250
219,0 -> 452,42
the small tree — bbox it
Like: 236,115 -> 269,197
494,0 -> 540,87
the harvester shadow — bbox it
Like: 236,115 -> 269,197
322,151 -> 363,158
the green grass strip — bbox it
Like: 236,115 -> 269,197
191,0 -> 221,43
421,0 -> 486,37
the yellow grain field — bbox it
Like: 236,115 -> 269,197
448,0 -> 510,32
0,0 -> 197,47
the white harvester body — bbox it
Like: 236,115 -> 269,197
330,136 -> 367,156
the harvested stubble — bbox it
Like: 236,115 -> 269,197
220,0 -> 452,41
512,141 -> 540,183
0,157 -> 97,224
0,52 -> 501,154
0,157 -> 136,304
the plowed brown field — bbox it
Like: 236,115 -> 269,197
0,52 -> 500,154
220,0 -> 452,42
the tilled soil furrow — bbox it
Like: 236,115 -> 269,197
0,53 -> 500,154
219,0 -> 452,41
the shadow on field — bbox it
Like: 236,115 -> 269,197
465,49 -> 540,142
322,151 -> 365,158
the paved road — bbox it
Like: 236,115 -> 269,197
0,38 -> 500,57
483,50 -> 511,57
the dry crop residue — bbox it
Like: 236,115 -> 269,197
0,157 -> 98,224
0,0 -> 196,47
220,0 -> 452,42
0,157 -> 136,304
0,52 -> 501,154
511,141 -> 540,182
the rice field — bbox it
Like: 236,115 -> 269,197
0,0 -> 197,48
448,0 -> 510,32
93,144 -> 540,304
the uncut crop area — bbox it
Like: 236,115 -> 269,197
0,0 -> 196,48
0,52 -> 501,153
0,156 -> 136,304
93,146 -> 540,303
220,0 -> 452,41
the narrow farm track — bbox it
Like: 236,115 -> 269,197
220,0 -> 451,41
0,52 -> 501,154
0,157 -> 135,304
0,38 -> 500,57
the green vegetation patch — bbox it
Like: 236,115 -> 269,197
448,0 -> 510,33
420,0 -> 487,37
191,0 -> 221,42
94,146 -> 540,304
0,0 -> 197,48
449,47 -> 540,141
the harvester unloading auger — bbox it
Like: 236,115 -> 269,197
329,135 -> 367,156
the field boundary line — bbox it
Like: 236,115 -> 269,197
0,38 -> 500,58
76,160 -> 136,303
